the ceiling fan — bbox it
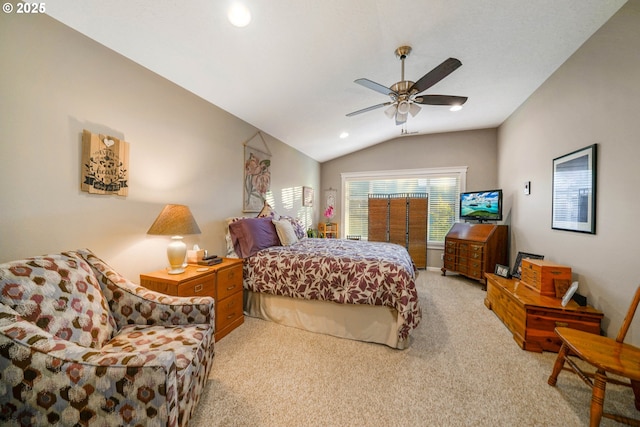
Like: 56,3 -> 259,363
346,46 -> 468,125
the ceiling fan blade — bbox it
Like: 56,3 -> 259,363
409,58 -> 462,95
414,95 -> 468,106
354,78 -> 398,97
346,102 -> 391,117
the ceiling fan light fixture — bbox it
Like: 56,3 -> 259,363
450,104 -> 463,112
228,2 -> 251,27
384,104 -> 397,119
409,103 -> 421,117
397,100 -> 410,115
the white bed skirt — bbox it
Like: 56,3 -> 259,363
243,290 -> 409,349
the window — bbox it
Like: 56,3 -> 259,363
341,167 -> 467,247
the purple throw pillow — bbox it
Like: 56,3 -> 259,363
228,217 -> 281,258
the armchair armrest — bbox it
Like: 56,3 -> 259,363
75,249 -> 215,328
0,307 -> 180,426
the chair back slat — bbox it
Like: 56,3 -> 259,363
617,285 -> 640,343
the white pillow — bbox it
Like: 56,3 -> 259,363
272,218 -> 299,246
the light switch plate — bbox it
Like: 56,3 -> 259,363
524,181 -> 530,195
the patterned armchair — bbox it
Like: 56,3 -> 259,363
0,249 -> 215,426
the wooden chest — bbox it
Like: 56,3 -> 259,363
520,259 -> 571,298
484,273 -> 602,352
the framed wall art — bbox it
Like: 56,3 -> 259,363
243,132 -> 271,212
552,144 -> 597,234
81,130 -> 129,196
302,186 -> 314,207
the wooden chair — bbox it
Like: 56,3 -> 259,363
548,285 -> 640,426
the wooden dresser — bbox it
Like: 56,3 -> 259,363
484,273 -> 603,352
441,223 -> 508,286
140,258 -> 244,341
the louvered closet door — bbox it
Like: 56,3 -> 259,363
407,197 -> 427,268
368,196 -> 388,242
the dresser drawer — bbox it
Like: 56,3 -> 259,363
216,291 -> 243,332
217,264 -> 243,300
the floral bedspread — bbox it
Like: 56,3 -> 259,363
243,238 -> 422,340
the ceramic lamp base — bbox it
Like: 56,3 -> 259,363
166,235 -> 186,274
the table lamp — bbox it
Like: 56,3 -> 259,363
147,204 -> 201,274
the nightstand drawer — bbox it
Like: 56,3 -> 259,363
217,264 -> 243,300
178,276 -> 215,297
216,291 -> 243,331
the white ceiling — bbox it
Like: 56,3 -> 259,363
45,1 -> 626,162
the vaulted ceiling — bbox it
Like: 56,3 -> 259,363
46,1 -> 626,162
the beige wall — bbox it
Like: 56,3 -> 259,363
321,128 -> 498,267
498,0 -> 640,342
0,13 -> 320,280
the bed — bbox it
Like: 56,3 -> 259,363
227,214 -> 422,349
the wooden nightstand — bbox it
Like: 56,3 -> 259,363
140,258 -> 244,341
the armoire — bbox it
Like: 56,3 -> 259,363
368,193 -> 427,269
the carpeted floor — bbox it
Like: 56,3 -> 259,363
189,270 -> 636,426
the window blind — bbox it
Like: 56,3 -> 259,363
342,167 -> 466,245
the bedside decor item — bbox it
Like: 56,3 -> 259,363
147,204 -> 201,274
510,251 -> 544,279
81,129 -> 129,196
552,144 -> 597,234
303,186 -> 314,207
243,132 -> 271,212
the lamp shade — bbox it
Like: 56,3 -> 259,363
148,204 -> 201,274
147,204 -> 201,236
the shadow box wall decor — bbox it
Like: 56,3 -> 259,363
81,129 -> 129,196
243,132 -> 272,212
552,144 -> 597,234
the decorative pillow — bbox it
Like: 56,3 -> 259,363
280,215 -> 307,240
0,252 -> 116,348
272,218 -> 299,246
224,216 -> 248,258
256,201 -> 279,219
228,217 -> 281,258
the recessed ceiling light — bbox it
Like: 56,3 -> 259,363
339,132 -> 349,139
228,2 -> 251,27
450,105 -> 463,112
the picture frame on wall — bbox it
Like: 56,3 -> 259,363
511,252 -> 544,279
552,144 -> 597,234
302,186 -> 314,207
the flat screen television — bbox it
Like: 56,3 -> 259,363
459,189 -> 503,222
